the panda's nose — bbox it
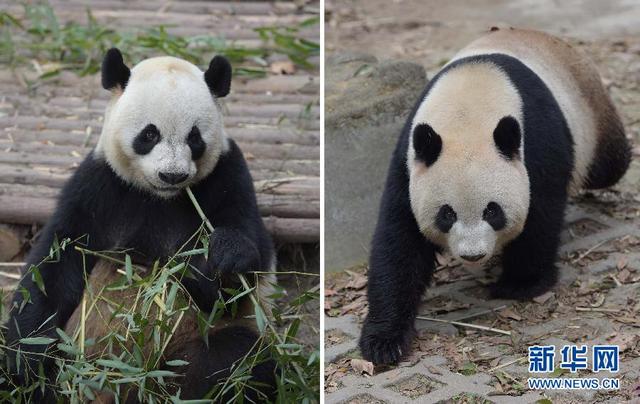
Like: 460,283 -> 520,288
158,172 -> 189,185
460,254 -> 486,262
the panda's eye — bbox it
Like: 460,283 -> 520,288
187,126 -> 206,160
484,206 -> 496,218
435,204 -> 457,233
140,125 -> 160,142
445,209 -> 455,220
133,124 -> 161,155
483,202 -> 506,230
144,130 -> 158,142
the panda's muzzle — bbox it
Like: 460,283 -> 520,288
158,171 -> 189,185
460,254 -> 486,262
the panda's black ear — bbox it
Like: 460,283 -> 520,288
204,55 -> 232,97
493,116 -> 521,160
413,123 -> 442,167
102,48 -> 130,91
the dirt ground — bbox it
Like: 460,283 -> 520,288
325,1 -> 640,403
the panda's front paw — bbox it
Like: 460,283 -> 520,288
489,273 -> 556,300
208,228 -> 261,274
359,320 -> 413,365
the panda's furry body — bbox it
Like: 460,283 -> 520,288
4,49 -> 277,401
360,28 -> 631,365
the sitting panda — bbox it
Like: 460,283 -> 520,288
4,49 -> 277,401
360,28 -> 631,365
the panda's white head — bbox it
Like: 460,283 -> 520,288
95,48 -> 232,198
407,63 -> 530,266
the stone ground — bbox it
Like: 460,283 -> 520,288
326,203 -> 640,402
325,0 -> 640,403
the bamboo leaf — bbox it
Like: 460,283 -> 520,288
165,359 -> 189,367
96,359 -> 142,374
254,304 -> 267,333
125,254 -> 133,284
19,337 -> 55,345
145,370 -> 177,378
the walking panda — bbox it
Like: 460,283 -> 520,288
5,49 -> 277,401
360,28 -> 631,365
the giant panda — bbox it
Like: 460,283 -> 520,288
360,28 -> 632,365
4,49 -> 277,401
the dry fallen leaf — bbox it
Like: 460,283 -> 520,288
618,268 -> 632,283
587,293 -> 606,308
533,291 -> 555,304
499,307 -> 522,321
613,316 -> 640,326
621,268 -> 639,284
340,296 -> 367,315
435,252 -> 454,267
270,60 -> 296,75
346,273 -> 367,290
399,351 -> 421,367
617,257 -> 628,270
606,332 -> 640,352
350,358 -> 374,376
489,357 -> 501,368
427,365 -> 442,375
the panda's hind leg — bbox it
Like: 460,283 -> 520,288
583,113 -> 631,189
491,194 -> 565,300
171,325 -> 276,401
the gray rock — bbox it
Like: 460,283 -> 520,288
325,52 -> 427,272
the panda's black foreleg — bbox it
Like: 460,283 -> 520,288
171,325 -> 276,401
5,231 -> 97,390
181,228 -> 262,312
359,157 -> 436,365
183,140 -> 272,312
491,195 -> 566,300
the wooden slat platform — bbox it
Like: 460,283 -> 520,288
0,1 -> 319,244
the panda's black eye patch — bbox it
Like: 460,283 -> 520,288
187,126 -> 206,160
483,202 -> 506,230
413,123 -> 442,167
493,116 -> 521,160
133,124 -> 161,155
435,204 -> 457,233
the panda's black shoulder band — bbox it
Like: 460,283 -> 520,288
102,48 -> 130,91
204,55 -> 232,98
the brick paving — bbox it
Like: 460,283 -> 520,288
325,203 -> 640,403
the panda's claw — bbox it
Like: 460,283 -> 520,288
361,335 -> 402,365
207,228 -> 261,274
359,324 -> 412,365
489,276 -> 555,301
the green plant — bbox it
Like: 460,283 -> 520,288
255,17 -> 320,70
0,189 -> 320,403
0,3 -> 319,80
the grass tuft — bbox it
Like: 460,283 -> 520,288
0,3 -> 319,80
0,192 -> 319,403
